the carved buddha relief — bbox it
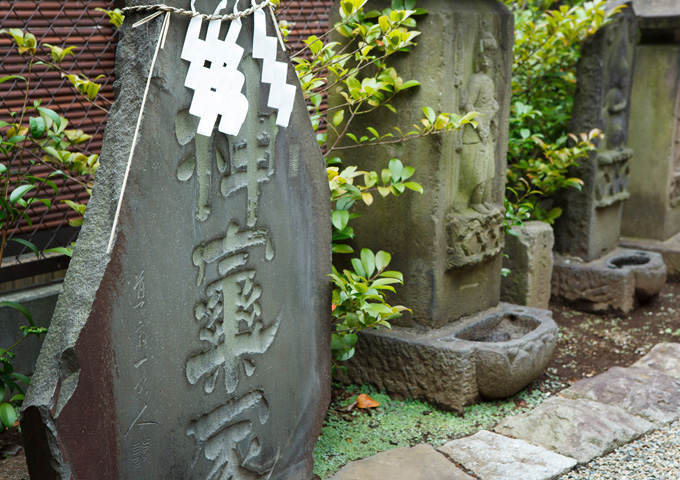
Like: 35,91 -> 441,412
458,28 -> 500,214
446,25 -> 504,270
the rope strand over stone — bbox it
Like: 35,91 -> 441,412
121,1 -> 273,22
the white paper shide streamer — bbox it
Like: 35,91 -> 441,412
180,1 -> 248,136
108,1 -> 295,253
252,0 -> 295,128
180,0 -> 295,137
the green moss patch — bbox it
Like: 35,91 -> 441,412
313,382 -> 556,478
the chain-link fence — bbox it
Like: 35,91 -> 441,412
0,0 -> 333,283
278,0 -> 334,53
0,1 -> 119,281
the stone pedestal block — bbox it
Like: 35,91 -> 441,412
501,221 -> 554,310
339,304 -> 557,411
553,5 -> 637,262
552,248 -> 666,313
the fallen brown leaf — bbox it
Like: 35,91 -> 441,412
356,394 -> 380,409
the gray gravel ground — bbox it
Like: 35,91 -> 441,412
560,420 -> 680,480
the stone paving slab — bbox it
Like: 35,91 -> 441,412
438,430 -> 577,480
560,366 -> 680,426
632,343 -> 680,380
328,444 -> 473,480
494,397 -> 655,464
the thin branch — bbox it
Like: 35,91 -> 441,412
331,127 -> 456,151
305,52 -> 390,100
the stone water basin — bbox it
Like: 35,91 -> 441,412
607,250 -> 666,302
440,306 -> 558,400
339,303 -> 557,410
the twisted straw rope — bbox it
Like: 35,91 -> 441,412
122,1 -> 273,21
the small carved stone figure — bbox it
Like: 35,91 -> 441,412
458,28 -> 499,214
602,28 -> 631,151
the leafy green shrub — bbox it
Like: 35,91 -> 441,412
330,249 -> 408,372
504,0 -> 619,225
0,302 -> 47,430
0,26 -> 107,429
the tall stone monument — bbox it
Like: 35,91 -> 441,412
620,1 -> 680,279
330,0 -> 557,410
21,1 -> 331,478
551,3 -> 667,313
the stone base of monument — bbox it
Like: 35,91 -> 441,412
501,221 -> 554,310
620,233 -> 680,282
339,303 -> 557,411
552,248 -> 667,314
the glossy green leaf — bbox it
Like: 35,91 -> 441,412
333,109 -> 345,127
9,184 -> 35,204
351,257 -> 366,278
0,403 -> 16,429
8,238 -> 39,259
0,75 -> 27,85
375,250 -> 391,271
331,209 -> 350,231
29,116 -> 46,138
360,248 -> 375,277
332,244 -> 354,254
422,106 -> 436,123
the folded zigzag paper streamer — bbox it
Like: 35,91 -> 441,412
180,0 -> 249,137
180,0 -> 294,136
252,1 -> 295,128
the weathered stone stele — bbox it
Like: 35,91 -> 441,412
21,2 -> 331,479
553,3 -> 637,262
551,4 -> 667,312
329,0 -> 557,411
620,2 -> 680,279
332,0 -> 514,330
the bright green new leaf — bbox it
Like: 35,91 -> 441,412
404,182 -> 423,193
9,184 -> 35,205
0,75 -> 27,86
375,250 -> 391,271
333,109 -> 345,127
379,270 -> 404,281
364,303 -> 393,315
45,247 -> 73,257
332,244 -> 354,254
422,106 -> 436,124
360,248 -> 375,277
